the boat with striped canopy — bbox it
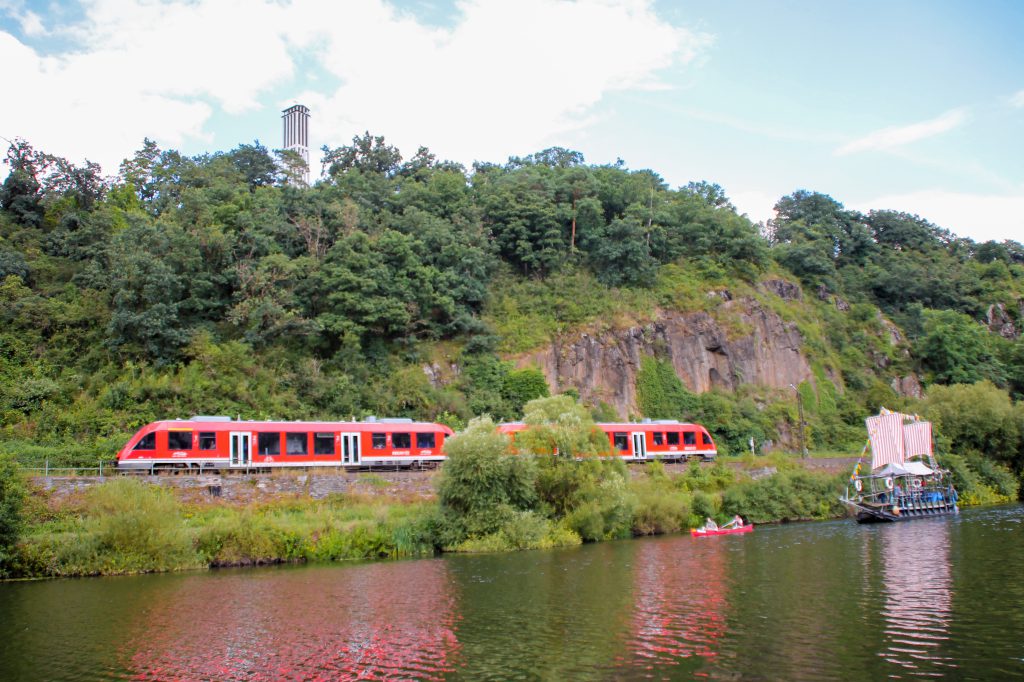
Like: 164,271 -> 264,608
840,409 -> 959,523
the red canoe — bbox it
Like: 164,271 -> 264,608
690,525 -> 754,537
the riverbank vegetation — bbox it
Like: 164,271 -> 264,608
2,395 -> 1017,579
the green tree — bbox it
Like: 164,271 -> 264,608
436,416 -> 538,543
915,309 -> 1005,385
922,381 -> 1023,471
520,395 -> 610,458
502,367 -> 550,415
0,454 -> 26,577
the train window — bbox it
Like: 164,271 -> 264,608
416,433 -> 436,449
133,433 -> 156,450
258,432 -> 281,456
653,432 -> 664,445
702,433 -> 713,446
168,431 -> 192,450
613,432 -> 628,451
372,433 -> 387,449
314,433 -> 334,455
286,433 -> 308,455
667,432 -> 680,446
198,432 -> 217,450
392,432 -> 411,448
684,431 -> 696,445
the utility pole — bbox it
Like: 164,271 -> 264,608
790,384 -> 808,458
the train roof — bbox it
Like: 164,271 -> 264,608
149,418 -> 453,434
497,421 -> 707,430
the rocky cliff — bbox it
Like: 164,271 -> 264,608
513,279 -> 915,417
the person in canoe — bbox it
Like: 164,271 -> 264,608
722,515 -> 744,529
703,517 -> 719,531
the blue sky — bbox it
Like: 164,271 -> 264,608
1,0 -> 1021,241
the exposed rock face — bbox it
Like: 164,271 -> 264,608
760,278 -> 802,301
987,303 -> 1019,339
891,375 -> 923,399
517,297 -> 815,416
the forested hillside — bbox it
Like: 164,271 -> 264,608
1,135 -> 1022,482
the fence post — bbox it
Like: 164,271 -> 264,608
99,460 -> 103,477
45,458 -> 49,477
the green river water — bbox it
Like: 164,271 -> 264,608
1,504 -> 1022,680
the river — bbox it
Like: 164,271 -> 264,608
1,505 -> 1022,680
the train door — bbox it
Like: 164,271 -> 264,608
631,432 -> 647,460
341,432 -> 361,466
230,432 -> 250,468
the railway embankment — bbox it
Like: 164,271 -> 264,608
31,457 -> 860,505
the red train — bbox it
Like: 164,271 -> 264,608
497,420 -> 717,462
116,416 -> 717,471
116,416 -> 453,471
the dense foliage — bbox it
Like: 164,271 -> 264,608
1,135 -> 1023,489
0,454 -> 25,576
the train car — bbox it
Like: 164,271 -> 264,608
497,420 -> 717,462
116,416 -> 453,471
599,421 -> 717,462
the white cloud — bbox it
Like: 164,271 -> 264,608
729,189 -> 779,225
293,0 -> 710,169
1011,90 -> 1024,108
0,0 -> 709,176
855,189 -> 1024,243
835,108 -> 967,156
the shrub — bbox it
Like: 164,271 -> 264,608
194,511 -> 302,566
436,417 -> 538,543
631,484 -> 691,535
81,478 -> 196,573
720,470 -> 845,523
0,454 -> 26,576
520,394 -> 611,457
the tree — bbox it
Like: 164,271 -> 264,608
581,216 -> 657,287
321,132 -> 403,178
436,416 -> 538,542
915,309 -> 1005,385
922,381 -> 1023,470
502,367 -> 550,415
225,141 -> 279,190
0,454 -> 26,577
316,229 -> 454,346
519,395 -> 610,458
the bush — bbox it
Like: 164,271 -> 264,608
631,482 -> 691,535
939,453 -> 1020,505
82,478 -> 196,573
520,395 -> 610,457
436,417 -> 538,544
0,454 -> 26,576
720,470 -> 845,523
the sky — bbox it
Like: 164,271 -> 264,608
1,0 -> 1022,242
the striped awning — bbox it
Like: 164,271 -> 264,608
903,420 -> 933,459
867,412 -> 905,469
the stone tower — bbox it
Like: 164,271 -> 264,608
281,104 -> 310,185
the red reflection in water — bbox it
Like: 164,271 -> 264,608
121,560 -> 460,681
622,536 -> 730,671
877,522 -> 955,677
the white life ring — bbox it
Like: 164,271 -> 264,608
885,477 -> 894,490
854,479 -> 862,492
912,478 -> 922,489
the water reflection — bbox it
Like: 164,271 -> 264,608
877,520 -> 955,677
623,536 -> 729,673
444,544 -> 637,680
121,560 -> 460,681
